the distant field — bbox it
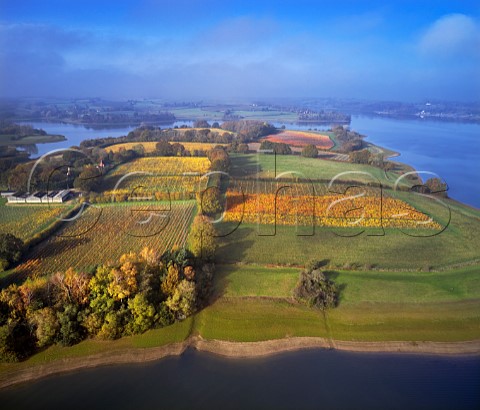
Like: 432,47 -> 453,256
0,134 -> 65,146
13,201 -> 196,277
106,141 -> 227,154
0,204 -> 71,241
263,130 -> 334,150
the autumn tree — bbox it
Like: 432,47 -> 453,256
425,177 -> 448,197
166,280 -> 196,319
197,186 -> 224,216
161,264 -> 179,297
29,307 -> 59,347
73,165 -> 103,192
0,233 -> 24,272
189,215 -> 217,261
155,140 -> 173,156
301,144 -> 318,158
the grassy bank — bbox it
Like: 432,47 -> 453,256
1,263 -> 479,382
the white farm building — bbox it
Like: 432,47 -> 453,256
5,190 -> 71,204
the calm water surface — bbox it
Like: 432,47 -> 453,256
0,349 -> 479,410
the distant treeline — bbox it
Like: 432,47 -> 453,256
80,120 -> 277,149
0,122 -> 47,137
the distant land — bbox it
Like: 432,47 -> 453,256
1,97 -> 479,127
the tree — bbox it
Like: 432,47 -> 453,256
301,144 -> 318,158
127,293 -> 156,334
161,264 -> 179,297
155,140 -> 173,156
56,303 -> 83,346
171,142 -> 186,157
0,233 -> 23,272
50,268 -> 90,306
0,321 -> 35,362
166,280 -> 196,319
29,307 -> 59,347
194,120 -> 210,128
107,261 -> 138,301
189,215 -> 217,261
294,267 -> 338,310
73,165 -> 102,192
259,140 -> 292,155
425,177 -> 448,196
349,149 -> 371,164
197,186 -> 223,216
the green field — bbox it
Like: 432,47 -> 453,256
229,153 -> 411,188
196,263 -> 480,342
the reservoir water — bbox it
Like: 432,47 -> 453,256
0,348 -> 479,409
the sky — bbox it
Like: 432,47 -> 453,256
0,0 -> 479,102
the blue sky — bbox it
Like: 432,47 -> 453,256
0,0 -> 479,101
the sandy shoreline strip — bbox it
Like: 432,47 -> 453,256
1,337 -> 479,389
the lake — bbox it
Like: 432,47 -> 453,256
22,116 -> 479,208
0,349 -> 479,410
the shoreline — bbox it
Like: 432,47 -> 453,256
1,336 -> 479,390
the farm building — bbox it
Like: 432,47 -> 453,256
6,190 -> 71,204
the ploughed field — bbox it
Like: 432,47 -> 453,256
263,130 -> 334,150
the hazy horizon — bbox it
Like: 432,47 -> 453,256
1,0 -> 479,102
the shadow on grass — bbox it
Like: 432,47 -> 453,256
324,270 -> 347,307
229,155 -> 260,178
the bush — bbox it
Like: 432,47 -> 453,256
294,268 -> 338,310
0,233 -> 23,272
301,144 -> 318,158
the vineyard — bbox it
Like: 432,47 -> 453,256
0,205 -> 71,241
103,175 -> 207,201
223,189 -> 441,229
263,130 -> 334,150
102,157 -> 211,200
107,141 -> 227,154
14,201 -> 196,277
108,157 -> 210,176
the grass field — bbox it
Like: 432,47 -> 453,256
196,263 -> 480,342
229,154 -> 411,188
